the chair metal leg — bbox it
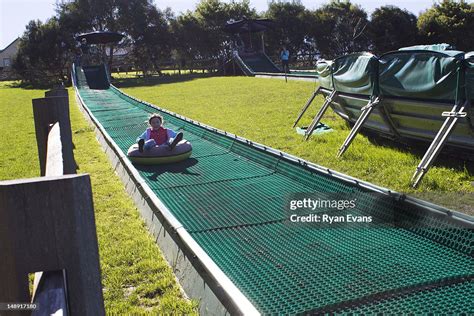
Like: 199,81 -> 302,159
337,96 -> 380,157
304,90 -> 337,141
293,87 -> 321,128
412,103 -> 467,188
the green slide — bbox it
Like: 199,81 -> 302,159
74,64 -> 473,314
240,53 -> 281,73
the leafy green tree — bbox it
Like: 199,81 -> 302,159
264,1 -> 312,58
116,0 -> 172,75
170,0 -> 256,71
369,6 -> 418,54
417,0 -> 474,51
52,0 -> 119,70
13,18 -> 73,87
195,0 -> 256,58
15,0 -> 175,81
190,0 -> 227,59
62,0 -> 164,70
309,0 -> 370,58
170,12 -> 206,63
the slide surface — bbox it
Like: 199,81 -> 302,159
75,66 -> 473,315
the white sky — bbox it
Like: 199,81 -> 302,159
0,0 -> 436,49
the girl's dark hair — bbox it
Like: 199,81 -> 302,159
148,113 -> 163,124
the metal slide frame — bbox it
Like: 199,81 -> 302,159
304,90 -> 337,140
412,102 -> 468,187
337,96 -> 381,157
292,86 -> 320,128
294,52 -> 473,186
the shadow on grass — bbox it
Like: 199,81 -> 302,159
112,72 -> 219,88
4,76 -> 71,90
134,158 -> 200,181
360,127 -> 474,175
6,81 -> 57,90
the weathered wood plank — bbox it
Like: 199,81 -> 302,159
0,174 -> 104,315
30,89 -> 72,313
32,270 -> 68,316
45,123 -> 63,177
32,96 -> 75,176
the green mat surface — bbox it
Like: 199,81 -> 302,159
288,70 -> 318,77
255,70 -> 319,78
75,66 -> 473,314
241,53 -> 281,73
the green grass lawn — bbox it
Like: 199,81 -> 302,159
0,81 -> 197,314
115,75 -> 474,214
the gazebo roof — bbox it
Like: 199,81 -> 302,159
223,18 -> 275,34
75,31 -> 124,44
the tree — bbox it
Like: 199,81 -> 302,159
57,0 -> 119,32
170,12 -> 206,65
309,0 -> 370,59
418,0 -> 474,51
57,0 -> 128,69
170,0 -> 256,68
264,1 -> 313,58
13,18 -> 73,87
14,0 -> 176,82
194,0 -> 256,58
116,0 -> 173,75
369,6 -> 418,54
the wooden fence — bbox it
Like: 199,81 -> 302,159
0,89 -> 104,315
268,53 -> 320,70
110,58 -> 220,76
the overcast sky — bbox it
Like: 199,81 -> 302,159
0,0 -> 436,49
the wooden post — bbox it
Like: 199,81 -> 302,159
0,174 -> 105,315
45,123 -> 63,177
32,95 -> 75,176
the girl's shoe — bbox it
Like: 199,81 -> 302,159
169,132 -> 183,151
138,139 -> 145,152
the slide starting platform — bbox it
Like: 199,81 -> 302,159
228,52 -> 318,81
73,64 -> 473,315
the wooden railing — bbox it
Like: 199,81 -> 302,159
268,53 -> 320,70
0,89 -> 104,315
110,58 -> 220,76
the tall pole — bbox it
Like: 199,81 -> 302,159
249,28 -> 252,49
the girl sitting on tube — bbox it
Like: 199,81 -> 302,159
137,114 -> 183,153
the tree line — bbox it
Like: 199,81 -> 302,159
12,0 -> 474,86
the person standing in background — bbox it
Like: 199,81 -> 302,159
280,46 -> 290,73
80,38 -> 89,65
